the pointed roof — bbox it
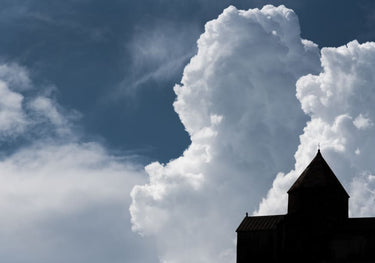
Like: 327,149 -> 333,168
288,150 -> 349,197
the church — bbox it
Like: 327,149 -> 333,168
236,150 -> 375,262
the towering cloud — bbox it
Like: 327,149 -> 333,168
130,5 -> 320,263
257,40 -> 375,217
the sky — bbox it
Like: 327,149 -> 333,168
1,0 -> 375,262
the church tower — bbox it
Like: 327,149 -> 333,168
287,150 -> 349,221
236,150 -> 375,262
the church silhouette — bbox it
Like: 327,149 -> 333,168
236,150 -> 375,262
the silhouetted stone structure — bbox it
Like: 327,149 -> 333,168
236,150 -> 375,262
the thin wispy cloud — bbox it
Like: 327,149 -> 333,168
117,22 -> 199,97
0,62 -> 157,263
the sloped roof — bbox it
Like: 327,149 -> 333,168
236,215 -> 285,232
287,150 -> 349,197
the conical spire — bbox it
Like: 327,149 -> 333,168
288,150 -> 349,197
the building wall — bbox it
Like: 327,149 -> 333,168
237,219 -> 375,263
237,229 -> 279,262
288,189 -> 348,220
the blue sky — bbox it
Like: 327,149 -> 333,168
2,0 -> 373,163
2,1 -> 375,262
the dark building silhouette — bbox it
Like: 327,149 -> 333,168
236,150 -> 375,262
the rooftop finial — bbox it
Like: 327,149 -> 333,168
318,143 -> 320,153
246,212 -> 248,217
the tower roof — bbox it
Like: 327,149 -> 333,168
287,150 -> 349,197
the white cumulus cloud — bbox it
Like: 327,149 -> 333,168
257,40 -> 375,218
130,5 -> 320,263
